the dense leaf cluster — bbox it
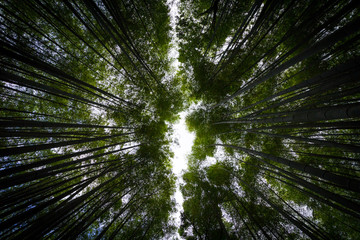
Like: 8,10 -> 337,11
178,0 -> 360,239
1,0 -> 360,239
0,0 -> 182,239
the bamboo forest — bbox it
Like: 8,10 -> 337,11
0,0 -> 359,239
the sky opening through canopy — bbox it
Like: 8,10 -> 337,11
166,0 -> 194,238
170,112 -> 195,238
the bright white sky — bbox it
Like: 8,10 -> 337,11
170,112 -> 195,238
165,0 -> 195,239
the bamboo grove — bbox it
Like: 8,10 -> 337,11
0,0 -> 359,239
177,0 -> 360,239
0,0 -> 183,239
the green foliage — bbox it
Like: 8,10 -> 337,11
178,0 -> 360,239
0,0 -> 180,239
207,162 -> 231,186
1,0 -> 360,239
